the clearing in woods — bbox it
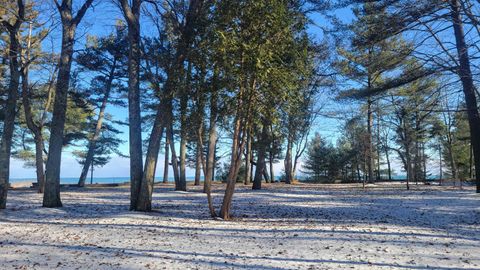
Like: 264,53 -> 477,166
0,182 -> 479,269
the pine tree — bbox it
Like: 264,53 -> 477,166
334,1 -> 412,184
75,25 -> 128,187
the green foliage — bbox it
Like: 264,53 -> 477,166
335,1 -> 412,99
302,133 -> 347,182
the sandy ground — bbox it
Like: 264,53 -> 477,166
0,182 -> 479,270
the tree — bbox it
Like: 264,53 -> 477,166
43,0 -> 94,208
334,1 -> 412,184
302,133 -> 345,182
17,1 -> 49,193
135,0 -> 206,211
75,26 -> 127,187
0,0 -> 24,209
435,100 -> 472,183
73,120 -> 124,184
215,0 -> 314,219
346,0 -> 480,192
119,0 -> 143,210
385,64 -> 439,189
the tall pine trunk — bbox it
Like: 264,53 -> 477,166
43,21 -> 77,208
136,99 -> 167,211
0,6 -> 23,208
179,93 -> 188,190
253,125 -> 267,190
168,124 -> 182,190
204,82 -> 218,216
204,93 -> 218,216
385,147 -> 392,181
21,22 -> 45,194
163,136 -> 169,183
244,129 -> 252,185
284,136 -> 293,184
120,0 -> 143,210
22,65 -> 46,193
366,97 -> 374,183
78,61 -> 116,187
450,0 -> 480,192
269,151 -> 274,183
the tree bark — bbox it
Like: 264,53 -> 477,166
366,97 -> 375,183
78,60 -> 116,187
194,140 -> 202,186
0,1 -> 24,208
163,136 -> 169,183
136,99 -> 167,211
439,145 -> 443,185
179,93 -> 188,190
451,0 -> 480,193
447,140 -> 458,181
253,125 -> 267,190
168,124 -> 183,190
120,0 -> 144,210
269,151 -> 274,183
385,147 -> 392,181
284,135 -> 293,184
204,91 -> 218,216
44,0 -> 94,207
21,21 -> 45,193
219,115 -> 247,219
244,128 -> 252,185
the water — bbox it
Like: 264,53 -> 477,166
10,175 -> 442,184
9,176 -> 201,185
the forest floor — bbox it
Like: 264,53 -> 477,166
0,182 -> 479,270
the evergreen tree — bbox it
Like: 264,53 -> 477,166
75,25 -> 128,187
334,1 -> 412,184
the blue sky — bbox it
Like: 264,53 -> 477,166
11,2 -> 359,179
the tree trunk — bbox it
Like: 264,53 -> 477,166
179,94 -> 188,190
406,147 -> 412,190
0,14 -> 22,208
385,147 -> 392,181
194,142 -> 202,186
451,0 -> 480,193
422,143 -> 427,183
204,90 -> 218,216
163,136 -> 169,183
263,163 -> 270,183
20,24 -> 45,194
470,143 -> 474,180
22,75 -> 46,193
439,145 -> 443,185
414,135 -> 419,185
244,129 -> 252,185
253,125 -> 267,190
284,135 -> 293,184
78,61 -> 116,187
136,100 -> 167,211
204,123 -> 217,216
376,107 -> 381,181
366,97 -> 375,183
220,115 -> 247,219
120,0 -> 144,210
269,151 -> 274,183
447,142 -> 458,182
168,124 -> 182,190
43,21 -> 78,208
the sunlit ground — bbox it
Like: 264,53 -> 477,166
0,182 -> 479,269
